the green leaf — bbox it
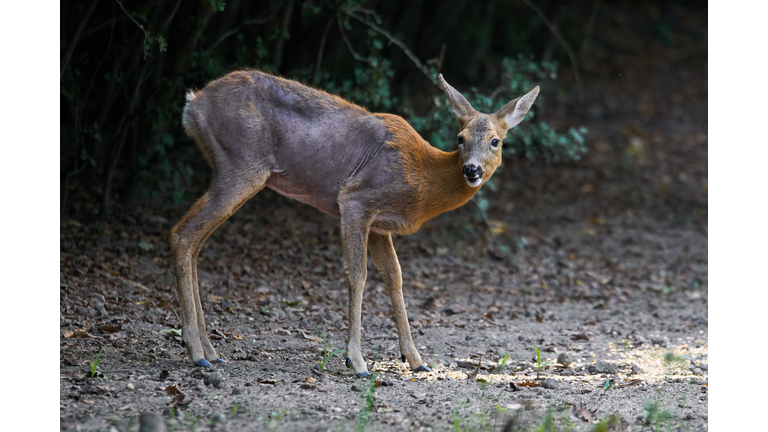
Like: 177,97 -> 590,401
138,241 -> 154,251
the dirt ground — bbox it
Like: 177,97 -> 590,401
59,8 -> 707,432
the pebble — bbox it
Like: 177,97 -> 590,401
126,383 -> 135,391
139,412 -> 165,432
210,413 -> 227,424
231,388 -> 243,395
650,337 -> 667,347
204,372 -> 223,388
588,361 -> 618,375
557,353 -> 572,365
541,378 -> 559,389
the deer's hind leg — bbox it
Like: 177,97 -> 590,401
170,171 -> 268,367
368,232 -> 430,372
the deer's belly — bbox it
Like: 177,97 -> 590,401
265,174 -> 341,218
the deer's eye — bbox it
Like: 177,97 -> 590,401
491,139 -> 500,149
458,136 -> 465,145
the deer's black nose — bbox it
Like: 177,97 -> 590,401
463,164 -> 483,181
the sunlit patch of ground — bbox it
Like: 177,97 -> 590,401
371,336 -> 708,390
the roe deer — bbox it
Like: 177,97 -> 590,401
170,70 -> 539,375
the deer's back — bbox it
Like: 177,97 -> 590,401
183,71 -> 399,218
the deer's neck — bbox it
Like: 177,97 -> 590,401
375,113 -> 479,229
411,147 -> 478,221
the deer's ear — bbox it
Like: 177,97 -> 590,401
439,74 -> 475,125
495,86 -> 540,131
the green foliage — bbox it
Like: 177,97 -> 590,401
355,372 -> 377,432
493,354 -> 510,374
90,346 -> 106,379
530,345 -> 550,377
316,326 -> 345,371
206,0 -> 226,13
61,0 -> 589,215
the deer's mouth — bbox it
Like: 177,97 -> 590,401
464,176 -> 482,187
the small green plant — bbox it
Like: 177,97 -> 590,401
532,407 -> 556,432
231,402 -> 240,414
493,353 -> 510,374
355,372 -> 377,432
642,399 -> 676,431
90,346 -> 106,379
317,326 -> 346,371
591,414 -> 621,432
530,346 -> 550,379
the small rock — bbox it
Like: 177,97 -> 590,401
190,369 -> 205,379
318,384 -> 334,392
588,361 -> 618,375
203,372 -> 223,388
76,306 -> 96,317
557,353 -> 572,366
231,388 -> 243,395
630,364 -> 644,375
692,368 -> 703,375
139,412 -> 165,432
350,385 -> 359,392
650,337 -> 667,347
126,383 -> 135,391
210,413 -> 227,424
541,379 -> 558,389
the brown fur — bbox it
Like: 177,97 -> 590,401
375,113 -> 477,233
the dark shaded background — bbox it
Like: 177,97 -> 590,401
60,0 -> 707,222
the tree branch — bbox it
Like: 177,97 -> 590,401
522,0 -> 583,101
205,1 -> 284,53
61,0 -> 99,80
337,14 -> 371,65
312,16 -> 336,84
344,9 -> 436,85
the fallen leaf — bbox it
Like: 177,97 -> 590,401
100,323 -> 122,333
257,378 -> 278,385
513,381 -> 540,387
299,383 -> 315,390
573,403 -> 598,423
300,331 -> 322,343
233,334 -> 244,340
64,330 -> 75,338
306,376 -> 317,384
570,332 -> 590,341
165,385 -> 183,395
466,357 -> 482,380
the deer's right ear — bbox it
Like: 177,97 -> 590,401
439,74 -> 474,125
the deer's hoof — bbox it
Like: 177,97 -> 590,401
357,371 -> 370,378
401,354 -> 406,363
215,358 -> 227,364
194,359 -> 213,368
413,364 -> 431,373
345,358 -> 352,368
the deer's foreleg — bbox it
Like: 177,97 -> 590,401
368,232 -> 430,372
340,209 -> 372,376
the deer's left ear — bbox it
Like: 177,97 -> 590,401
494,86 -> 540,131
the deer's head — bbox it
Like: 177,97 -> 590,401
439,74 -> 539,188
